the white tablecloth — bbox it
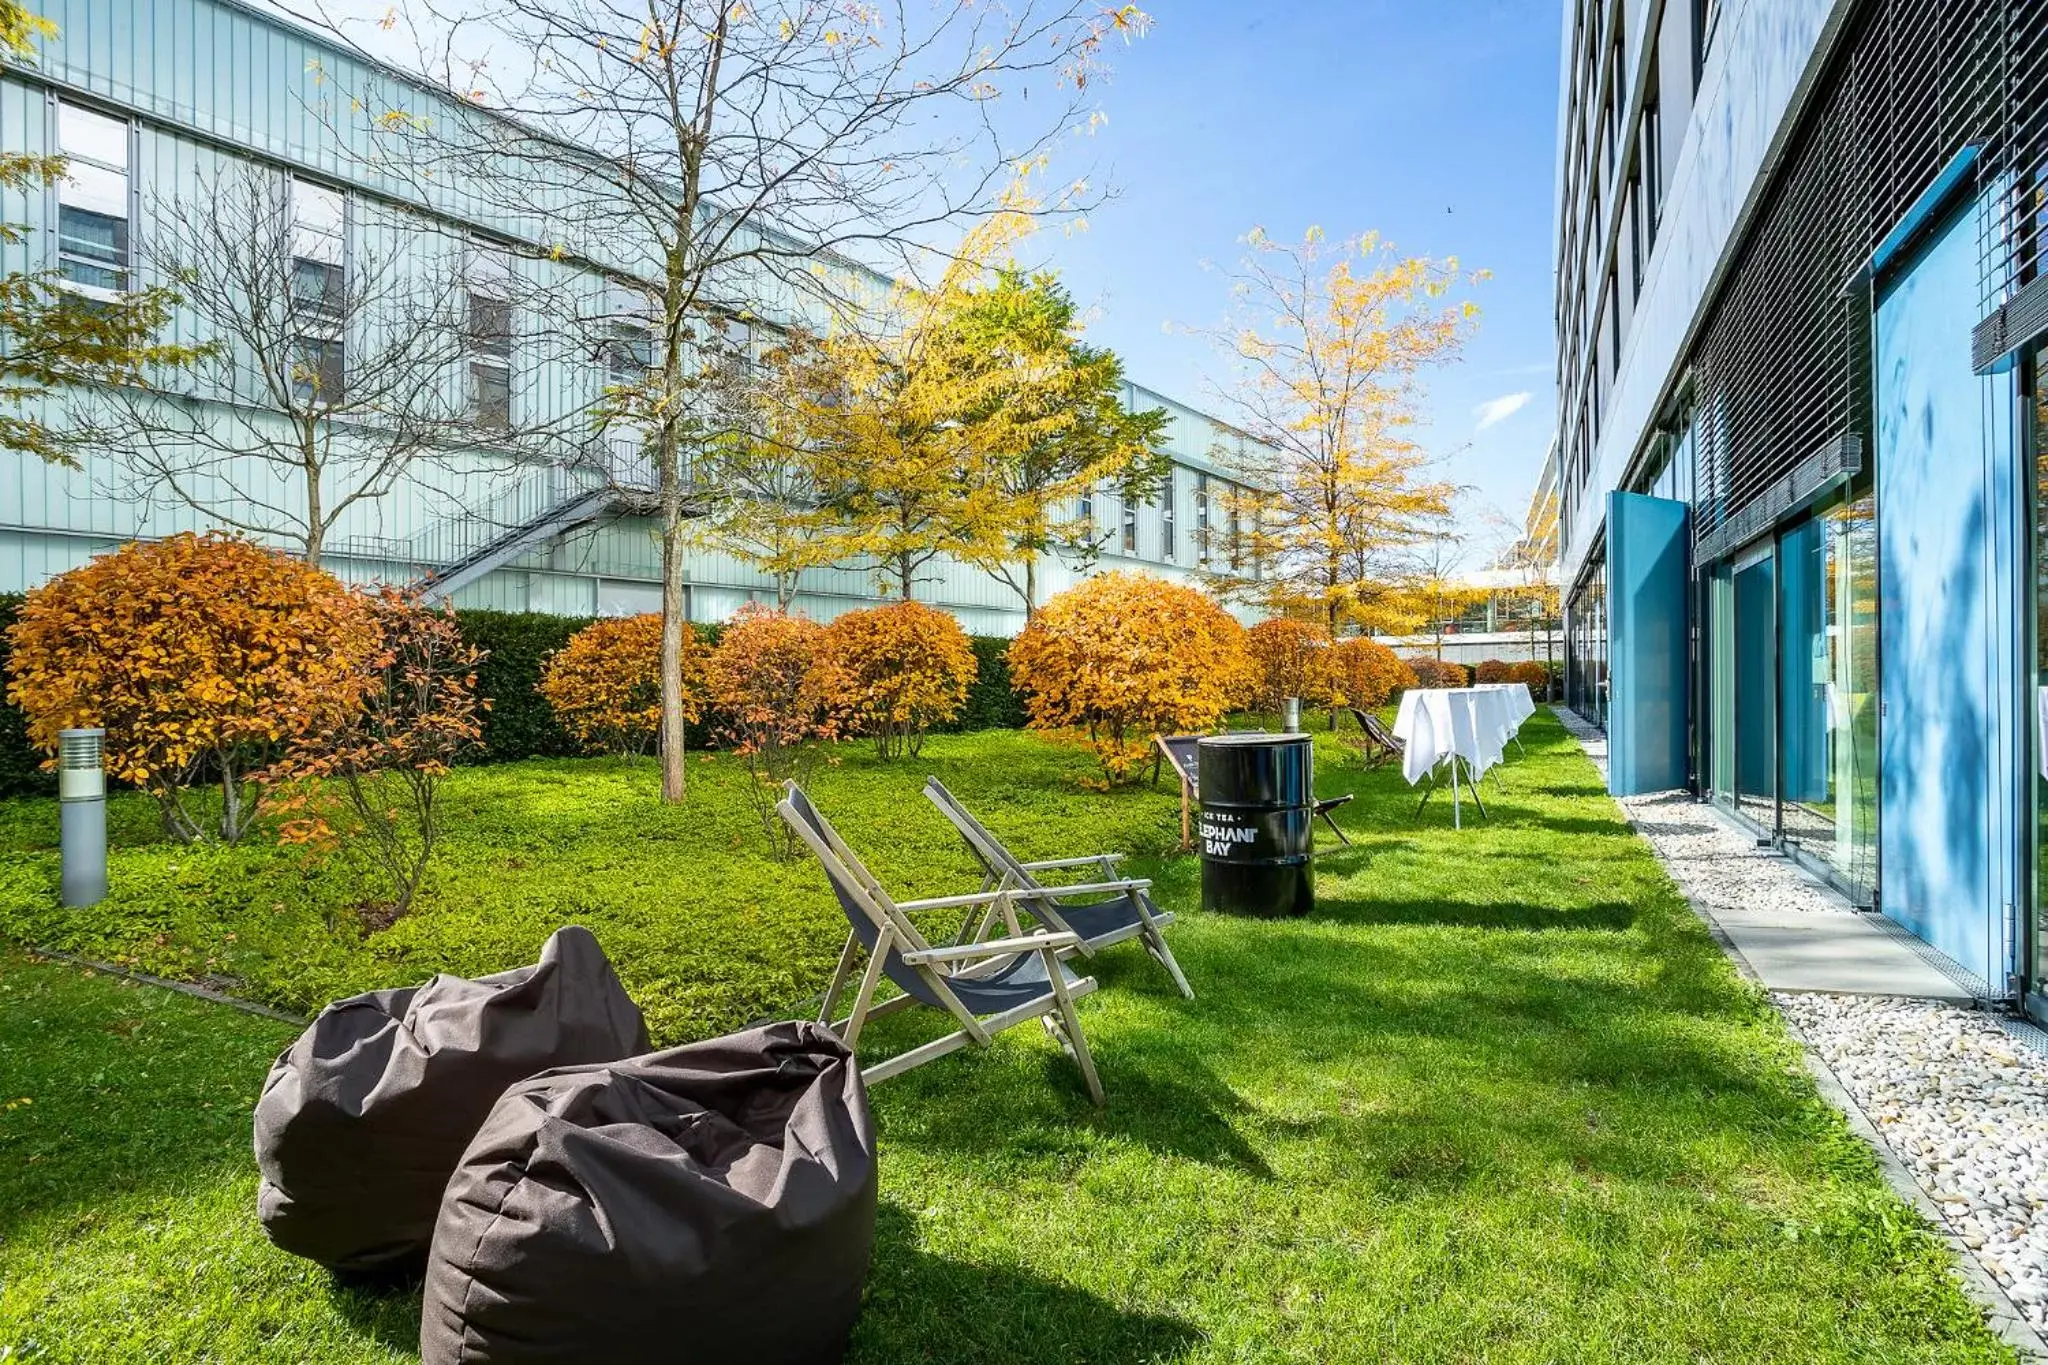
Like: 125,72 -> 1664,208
1393,685 -> 1531,786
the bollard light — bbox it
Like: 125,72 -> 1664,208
1282,696 -> 1302,734
58,726 -> 107,908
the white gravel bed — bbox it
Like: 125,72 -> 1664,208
1617,790 -> 1858,918
1776,992 -> 2048,1331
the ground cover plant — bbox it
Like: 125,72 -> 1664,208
0,716 -> 2017,1362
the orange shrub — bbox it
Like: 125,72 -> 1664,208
1244,619 -> 1336,712
1403,656 -> 1470,689
822,601 -> 976,759
1507,660 -> 1552,696
1007,571 -> 1251,785
1473,659 -> 1512,684
539,614 -> 704,758
5,532 -> 375,844
1326,637 -> 1416,711
706,605 -> 849,855
261,588 -> 486,920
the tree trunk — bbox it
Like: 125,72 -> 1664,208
658,466 -> 689,803
1024,556 -> 1038,622
303,436 -> 323,567
897,555 -> 914,601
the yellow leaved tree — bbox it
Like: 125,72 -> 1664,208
1007,572 -> 1250,785
1199,227 -> 1483,636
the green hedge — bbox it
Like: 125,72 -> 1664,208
0,595 -> 50,799
945,634 -> 1029,732
0,602 -> 1030,782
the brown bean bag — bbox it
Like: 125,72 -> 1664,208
253,926 -> 650,1273
420,1020 -> 877,1365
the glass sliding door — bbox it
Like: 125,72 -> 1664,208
2033,353 -> 2048,995
1707,562 -> 1735,804
1732,546 -> 1777,827
1779,492 -> 1880,901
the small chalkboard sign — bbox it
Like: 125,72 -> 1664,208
1153,734 -> 1205,850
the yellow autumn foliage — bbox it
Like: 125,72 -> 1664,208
1007,572 -> 1250,785
822,600 -> 977,759
4,532 -> 375,843
539,614 -> 704,758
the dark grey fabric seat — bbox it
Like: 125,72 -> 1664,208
421,1020 -> 876,1365
253,926 -> 648,1273
780,782 -> 1106,1104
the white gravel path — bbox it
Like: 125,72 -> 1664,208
1549,706 -> 2048,1344
1777,993 -> 2048,1331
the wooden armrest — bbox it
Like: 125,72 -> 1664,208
1009,879 -> 1151,901
1017,853 -> 1124,871
901,931 -> 1081,964
894,888 -> 1028,912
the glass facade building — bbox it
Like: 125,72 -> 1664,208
1553,0 -> 2048,1005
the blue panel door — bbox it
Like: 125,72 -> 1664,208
1606,491 -> 1690,795
1876,201 -> 2017,988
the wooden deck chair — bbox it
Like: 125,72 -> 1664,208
1156,734 -> 1353,846
922,777 -> 1194,1000
1153,734 -> 1205,849
778,783 -> 1106,1106
1348,707 -> 1404,768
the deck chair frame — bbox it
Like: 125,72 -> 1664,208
924,778 -> 1194,1000
779,786 -> 1106,1104
1157,733 -> 1352,847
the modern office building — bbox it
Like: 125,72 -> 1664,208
0,0 -> 1266,637
1554,0 -> 2048,1006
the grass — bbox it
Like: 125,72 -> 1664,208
0,713 -> 2017,1362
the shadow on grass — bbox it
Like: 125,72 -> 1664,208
1313,896 -> 1639,932
326,1267 -> 424,1353
852,1204 -> 1203,1364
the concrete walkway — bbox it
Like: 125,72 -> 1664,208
1710,906 -> 1977,1003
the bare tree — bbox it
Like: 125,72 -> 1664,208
303,0 -> 1150,802
75,164 -> 558,567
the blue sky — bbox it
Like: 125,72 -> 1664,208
1036,1 -> 1563,554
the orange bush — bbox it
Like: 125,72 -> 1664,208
1473,658 -> 1512,684
539,614 -> 704,758
1007,571 -> 1250,785
1403,656 -> 1469,689
1326,637 -> 1416,711
706,605 -> 849,855
5,532 -> 375,844
1507,660 -> 1552,695
261,588 -> 486,919
1244,619 -> 1336,712
822,601 -> 976,759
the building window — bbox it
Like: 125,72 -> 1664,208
1161,467 -> 1176,562
1228,487 -> 1243,571
468,243 -> 513,428
1079,486 -> 1095,531
56,102 -> 131,293
288,179 -> 346,403
603,280 -> 655,388
1196,473 -> 1211,564
1121,497 -> 1138,554
1694,0 -> 1720,76
292,336 -> 345,405
289,180 -> 345,319
1627,172 -> 1644,302
1641,72 -> 1663,240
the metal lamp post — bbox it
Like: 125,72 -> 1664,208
58,727 -> 107,907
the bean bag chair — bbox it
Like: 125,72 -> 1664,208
420,1020 -> 877,1365
254,925 -> 650,1274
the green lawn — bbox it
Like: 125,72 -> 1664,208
0,714 -> 2015,1361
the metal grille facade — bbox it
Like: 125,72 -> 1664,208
1688,0 -> 2010,545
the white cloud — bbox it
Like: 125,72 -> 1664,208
1474,391 -> 1532,431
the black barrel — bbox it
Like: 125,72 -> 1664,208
1197,733 -> 1314,917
